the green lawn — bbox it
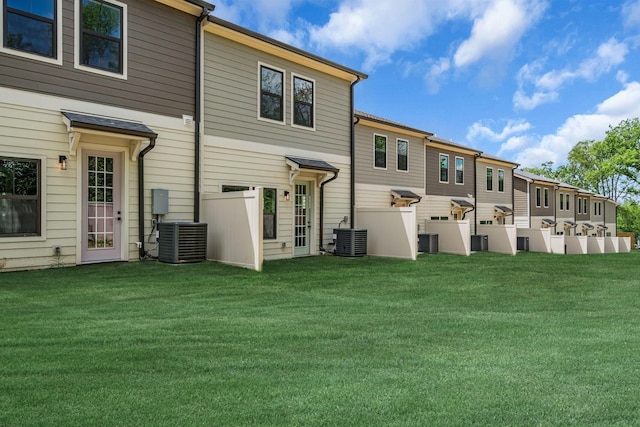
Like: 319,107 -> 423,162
2,252 -> 640,426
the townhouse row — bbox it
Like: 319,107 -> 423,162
0,0 -> 626,272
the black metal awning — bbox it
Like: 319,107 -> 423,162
391,189 -> 421,199
286,156 -> 339,173
451,199 -> 474,209
563,220 -> 577,227
62,111 -> 157,139
541,218 -> 556,226
494,205 -> 513,215
582,222 -> 594,230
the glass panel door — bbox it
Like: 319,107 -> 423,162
294,181 -> 311,256
82,150 -> 122,263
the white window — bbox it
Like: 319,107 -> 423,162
258,63 -> 285,123
439,154 -> 448,183
1,0 -> 63,65
397,139 -> 408,172
498,169 -> 504,192
374,134 -> 387,169
543,188 -> 549,208
74,0 -> 128,79
291,73 -> 315,130
455,157 -> 464,184
535,187 -> 541,208
486,167 -> 493,191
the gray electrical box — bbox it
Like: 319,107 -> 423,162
152,188 -> 169,215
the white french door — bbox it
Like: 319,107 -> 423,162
294,181 -> 312,256
81,150 -> 123,263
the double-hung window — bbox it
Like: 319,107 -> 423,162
397,139 -> 408,172
455,157 -> 464,184
565,194 -> 570,211
535,187 -> 541,208
78,0 -> 125,75
374,134 -> 387,169
2,0 -> 61,63
543,188 -> 549,208
559,193 -> 564,211
0,157 -> 41,236
439,154 -> 449,183
486,167 -> 493,191
498,169 -> 504,192
259,64 -> 284,122
292,74 -> 314,129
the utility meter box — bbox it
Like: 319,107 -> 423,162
152,188 -> 169,215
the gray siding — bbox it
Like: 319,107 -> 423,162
513,177 -> 528,217
0,0 -> 196,117
476,160 -> 513,205
203,33 -> 352,157
425,146 -> 475,197
576,195 -> 590,220
354,123 -> 424,188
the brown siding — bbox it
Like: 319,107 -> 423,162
513,177 -> 528,216
354,123 -> 424,188
0,0 -> 196,117
425,146 -> 475,197
530,183 -> 555,216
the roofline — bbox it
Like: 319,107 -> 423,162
427,136 -> 482,156
154,0 -> 214,15
205,16 -> 368,81
354,110 -> 433,138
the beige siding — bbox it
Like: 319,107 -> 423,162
203,33 -> 352,157
0,88 -> 194,271
354,123 -> 424,188
513,177 -> 529,217
202,135 -> 351,260
0,0 -> 197,118
605,201 -> 617,236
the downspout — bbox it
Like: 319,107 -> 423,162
138,137 -> 157,260
320,171 -> 339,251
473,153 -> 479,234
350,76 -> 362,229
511,168 -> 515,225
194,6 -> 213,223
553,185 -> 558,235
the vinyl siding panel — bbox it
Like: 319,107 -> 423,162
530,184 -> 555,217
203,33 -> 352,157
0,0 -> 196,118
0,90 -> 194,271
513,177 -> 529,217
202,136 -> 351,260
354,124 -> 424,188
425,146 -> 475,198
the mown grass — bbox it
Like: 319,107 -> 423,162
1,252 -> 640,426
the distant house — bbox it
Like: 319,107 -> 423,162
0,0 -> 214,271
200,17 -> 367,263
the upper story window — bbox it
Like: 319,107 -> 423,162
292,74 -> 315,129
0,157 -> 41,236
543,188 -> 549,208
455,157 -> 464,185
439,154 -> 449,183
535,187 -> 541,208
76,0 -> 127,78
397,139 -> 408,172
498,169 -> 504,192
559,193 -> 564,211
565,194 -> 570,210
374,134 -> 387,169
259,64 -> 285,123
578,197 -> 582,214
583,198 -> 588,214
2,0 -> 62,64
486,167 -> 493,191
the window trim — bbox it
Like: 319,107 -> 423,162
454,156 -> 464,185
74,0 -> 128,80
535,187 -> 541,208
1,0 -> 63,65
439,153 -> 449,184
0,154 -> 47,242
498,169 -> 505,193
257,62 -> 286,125
291,72 -> 316,131
486,167 -> 493,192
373,133 -> 387,170
543,187 -> 549,208
396,139 -> 408,172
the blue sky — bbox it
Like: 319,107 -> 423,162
213,0 -> 640,168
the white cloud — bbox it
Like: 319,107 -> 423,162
514,82 -> 640,167
425,58 -> 451,94
514,38 -> 629,111
453,0 -> 546,67
214,0 -> 300,31
497,135 -> 533,156
622,0 -> 640,29
467,119 -> 532,142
